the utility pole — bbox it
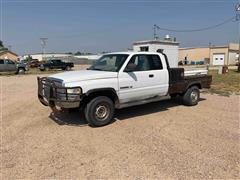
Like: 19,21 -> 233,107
236,3 -> 240,71
153,24 -> 159,40
40,38 -> 48,61
153,24 -> 157,40
8,45 -> 12,51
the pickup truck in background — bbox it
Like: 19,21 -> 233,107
0,59 -> 29,74
37,52 -> 212,127
39,59 -> 74,71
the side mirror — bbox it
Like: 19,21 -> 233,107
124,63 -> 136,72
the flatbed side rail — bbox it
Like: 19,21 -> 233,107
169,74 -> 212,95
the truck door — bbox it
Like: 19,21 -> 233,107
55,60 -> 63,69
0,59 -> 5,72
118,54 -> 169,103
52,60 -> 63,69
5,59 -> 17,72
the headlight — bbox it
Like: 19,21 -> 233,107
67,88 -> 82,94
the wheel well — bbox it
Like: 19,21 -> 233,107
188,83 -> 202,90
180,83 -> 201,96
81,89 -> 118,108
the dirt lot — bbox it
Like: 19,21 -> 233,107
1,74 -> 239,179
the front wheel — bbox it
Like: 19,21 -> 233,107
182,86 -> 200,106
17,68 -> 25,74
84,96 -> 115,127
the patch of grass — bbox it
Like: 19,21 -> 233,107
27,68 -> 63,75
0,68 -> 67,76
207,70 -> 240,96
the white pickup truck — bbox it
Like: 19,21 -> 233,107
38,52 -> 212,127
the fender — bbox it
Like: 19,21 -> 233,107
85,88 -> 118,96
185,81 -> 202,91
81,88 -> 120,108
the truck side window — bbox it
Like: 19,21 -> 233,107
6,60 -> 15,64
127,54 -> 162,71
55,60 -> 62,64
128,55 -> 151,71
149,55 -> 163,70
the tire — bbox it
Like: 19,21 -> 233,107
170,94 -> 178,99
84,96 -> 115,127
17,68 -> 25,74
65,66 -> 71,71
182,86 -> 200,106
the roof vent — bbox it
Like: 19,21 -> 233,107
164,34 -> 171,41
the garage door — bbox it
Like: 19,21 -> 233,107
213,54 -> 225,65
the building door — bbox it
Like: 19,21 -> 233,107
213,54 -> 225,65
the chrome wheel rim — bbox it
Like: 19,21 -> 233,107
191,90 -> 198,102
95,104 -> 109,120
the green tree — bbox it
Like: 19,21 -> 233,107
75,51 -> 82,55
0,40 -> 4,48
25,55 -> 33,61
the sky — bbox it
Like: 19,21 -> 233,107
0,0 -> 239,55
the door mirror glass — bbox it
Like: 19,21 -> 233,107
124,63 -> 137,72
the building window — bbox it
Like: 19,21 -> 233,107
140,46 -> 149,52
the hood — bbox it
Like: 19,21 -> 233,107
48,70 -> 118,83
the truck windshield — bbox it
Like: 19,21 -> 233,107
88,54 -> 129,72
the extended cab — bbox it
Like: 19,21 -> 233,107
0,59 -> 29,74
39,59 -> 74,71
37,52 -> 212,127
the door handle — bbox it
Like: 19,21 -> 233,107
149,74 -> 154,78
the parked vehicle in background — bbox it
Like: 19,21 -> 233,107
39,59 -> 74,71
19,59 -> 29,66
29,59 -> 41,68
37,51 -> 212,127
0,59 -> 29,74
235,59 -> 239,66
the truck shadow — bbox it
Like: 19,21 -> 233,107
49,97 -> 206,127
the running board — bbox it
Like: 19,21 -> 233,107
116,95 -> 171,109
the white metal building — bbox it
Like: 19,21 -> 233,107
23,53 -> 72,61
133,38 -> 180,67
22,53 -> 102,61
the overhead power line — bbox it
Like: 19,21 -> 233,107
153,16 -> 236,35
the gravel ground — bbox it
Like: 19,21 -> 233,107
1,74 -> 239,179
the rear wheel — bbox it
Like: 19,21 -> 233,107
182,86 -> 200,106
84,96 -> 114,127
65,66 -> 71,71
170,93 -> 178,99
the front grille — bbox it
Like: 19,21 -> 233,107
37,77 -> 82,103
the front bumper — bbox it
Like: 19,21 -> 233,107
37,77 -> 82,108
